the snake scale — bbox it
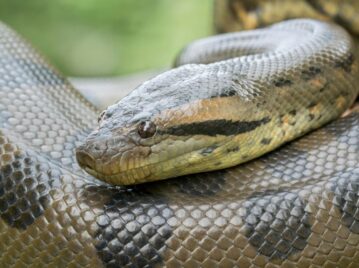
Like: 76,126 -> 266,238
1,1 -> 359,267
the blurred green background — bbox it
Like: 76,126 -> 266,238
0,0 -> 213,77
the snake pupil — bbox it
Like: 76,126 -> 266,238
138,121 -> 156,138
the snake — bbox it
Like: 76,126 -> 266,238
0,1 -> 359,268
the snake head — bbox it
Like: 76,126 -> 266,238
76,103 -> 155,185
76,65 -> 265,185
75,61 -> 275,186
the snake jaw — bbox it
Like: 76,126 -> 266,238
76,124 -> 156,184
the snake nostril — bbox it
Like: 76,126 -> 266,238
76,150 -> 96,171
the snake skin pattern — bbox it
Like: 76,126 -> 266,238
0,5 -> 359,268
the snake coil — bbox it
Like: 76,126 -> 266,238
0,4 -> 359,268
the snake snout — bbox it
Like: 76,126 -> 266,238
76,149 -> 96,172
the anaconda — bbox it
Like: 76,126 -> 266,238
0,3 -> 359,268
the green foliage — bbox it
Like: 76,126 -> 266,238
0,0 -> 213,76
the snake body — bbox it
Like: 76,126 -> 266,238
0,3 -> 359,268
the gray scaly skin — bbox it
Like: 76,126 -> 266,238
0,14 -> 359,268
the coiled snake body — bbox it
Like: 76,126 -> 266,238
1,3 -> 359,268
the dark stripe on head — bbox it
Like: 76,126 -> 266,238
162,117 -> 270,137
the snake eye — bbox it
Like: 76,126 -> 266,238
138,121 -> 157,138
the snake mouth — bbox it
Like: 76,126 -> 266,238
76,150 -> 98,176
75,146 -> 154,184
82,139 -> 233,185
